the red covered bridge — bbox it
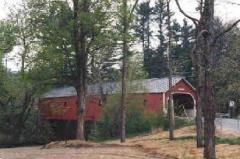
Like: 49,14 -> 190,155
39,76 -> 197,139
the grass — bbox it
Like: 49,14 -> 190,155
216,136 -> 240,145
162,117 -> 195,130
170,135 -> 240,145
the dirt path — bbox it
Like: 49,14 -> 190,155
0,145 -> 165,159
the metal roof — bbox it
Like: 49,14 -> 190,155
42,76 -> 193,98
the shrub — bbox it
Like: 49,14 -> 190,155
96,94 -> 120,139
0,110 -> 54,147
20,112 -> 54,145
95,94 -> 195,140
96,94 -> 155,139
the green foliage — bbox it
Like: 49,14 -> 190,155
147,0 -> 169,78
0,21 -> 16,55
125,98 -> 151,134
214,27 -> 240,114
175,136 -> 240,145
0,72 -> 54,146
135,1 -> 153,77
96,94 -> 194,140
0,110 -> 53,147
0,0 -> 122,146
96,94 -> 154,139
216,137 -> 240,145
96,94 -> 120,139
172,19 -> 195,83
135,1 -> 195,80
29,0 -> 119,84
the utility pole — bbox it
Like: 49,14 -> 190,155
167,0 -> 175,140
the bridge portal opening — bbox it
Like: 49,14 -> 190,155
173,93 -> 195,117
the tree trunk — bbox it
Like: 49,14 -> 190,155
195,45 -> 204,147
203,70 -> 216,159
196,67 -> 204,147
167,0 -> 175,140
76,85 -> 86,140
120,0 -> 128,143
202,32 -> 216,159
73,0 -> 89,141
202,0 -> 216,158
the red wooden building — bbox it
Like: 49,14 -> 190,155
40,76 -> 197,120
39,76 -> 197,138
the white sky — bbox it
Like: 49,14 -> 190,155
2,0 -> 239,21
1,0 -> 240,71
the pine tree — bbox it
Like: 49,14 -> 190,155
135,1 -> 154,77
152,0 -> 168,78
172,19 -> 195,82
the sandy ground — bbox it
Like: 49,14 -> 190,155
0,126 -> 239,159
108,126 -> 240,159
0,144 -> 165,159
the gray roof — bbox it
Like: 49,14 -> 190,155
42,76 -> 194,98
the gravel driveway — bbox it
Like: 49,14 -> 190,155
0,145 -> 164,159
215,118 -> 240,134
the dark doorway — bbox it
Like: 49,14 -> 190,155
173,94 -> 195,117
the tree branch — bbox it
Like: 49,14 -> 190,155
129,0 -> 139,21
212,19 -> 240,45
175,0 -> 199,26
199,0 -> 203,16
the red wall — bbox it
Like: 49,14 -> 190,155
39,79 -> 196,121
39,95 -> 102,121
143,93 -> 163,112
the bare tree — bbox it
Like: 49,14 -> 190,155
175,0 -> 240,158
166,0 -> 175,140
175,0 -> 204,147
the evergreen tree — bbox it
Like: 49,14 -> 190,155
135,1 -> 153,77
151,0 -> 168,78
172,19 -> 195,82
135,1 -> 195,80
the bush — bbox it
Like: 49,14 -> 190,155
96,94 -> 155,140
0,110 -> 54,147
20,112 -> 54,145
0,72 -> 54,147
96,94 -> 120,139
95,94 -> 195,140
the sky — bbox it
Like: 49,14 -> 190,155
1,0 -> 240,71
